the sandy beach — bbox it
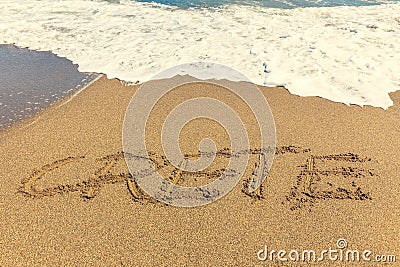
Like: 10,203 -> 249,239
0,76 -> 399,266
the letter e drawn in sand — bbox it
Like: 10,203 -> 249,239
285,153 -> 376,211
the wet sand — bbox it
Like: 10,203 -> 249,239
0,76 -> 399,266
0,44 -> 99,129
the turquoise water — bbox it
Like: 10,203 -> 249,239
130,0 -> 396,8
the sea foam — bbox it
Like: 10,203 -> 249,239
1,0 -> 399,108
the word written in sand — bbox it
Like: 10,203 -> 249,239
18,146 -> 375,209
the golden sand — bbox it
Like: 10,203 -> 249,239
0,76 -> 399,265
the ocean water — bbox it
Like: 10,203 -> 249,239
0,44 -> 98,129
132,0 -> 395,8
1,0 -> 399,108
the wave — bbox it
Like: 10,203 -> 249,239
103,0 -> 398,8
1,0 -> 399,108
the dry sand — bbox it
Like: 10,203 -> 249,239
0,76 -> 399,266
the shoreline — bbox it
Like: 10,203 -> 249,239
2,72 -> 398,137
0,74 -> 102,136
0,44 -> 101,131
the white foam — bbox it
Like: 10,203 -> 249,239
1,0 -> 399,108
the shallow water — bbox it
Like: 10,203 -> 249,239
0,45 -> 98,129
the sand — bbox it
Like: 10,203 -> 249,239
0,76 -> 399,266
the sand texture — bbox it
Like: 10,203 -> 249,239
0,76 -> 399,266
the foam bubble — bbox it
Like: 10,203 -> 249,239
1,0 -> 399,108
